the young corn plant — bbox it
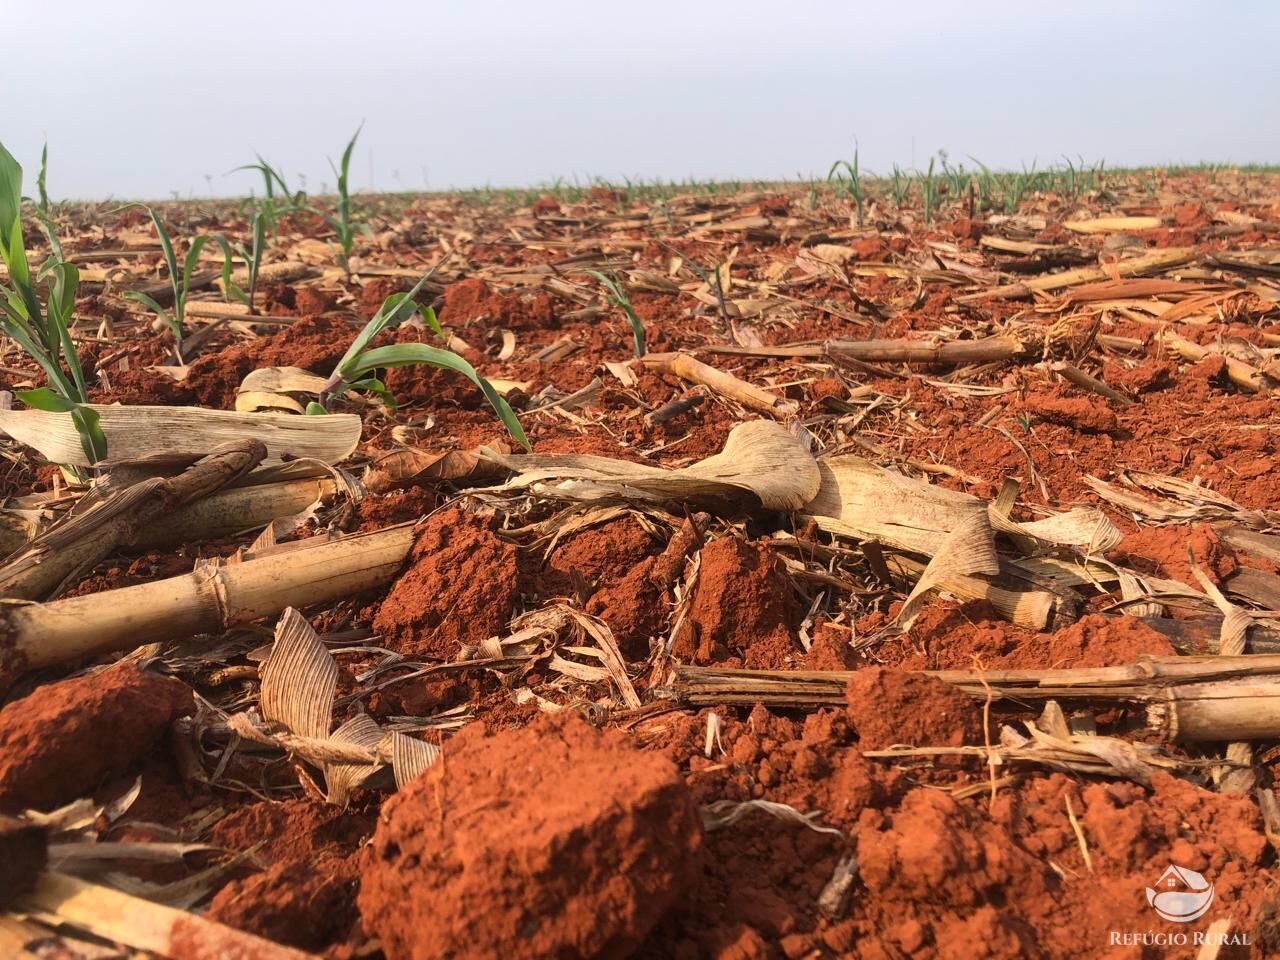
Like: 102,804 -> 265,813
309,127 -> 362,271
35,142 -> 49,217
828,146 -> 865,227
121,207 -> 210,354
890,164 -> 911,208
0,141 -> 104,462
213,212 -> 266,313
234,156 -> 305,233
309,271 -> 529,449
584,269 -> 645,357
920,156 -> 938,224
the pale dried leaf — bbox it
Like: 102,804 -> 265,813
325,713 -> 386,807
260,608 -> 337,741
482,420 -> 820,512
896,510 -> 1000,629
383,731 -> 442,788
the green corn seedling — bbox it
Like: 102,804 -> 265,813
213,212 -> 266,313
35,142 -> 49,217
584,269 -> 646,357
890,164 -> 911,208
121,206 -> 210,352
921,156 -> 937,224
235,155 -> 305,233
0,141 -> 105,463
308,126 -> 362,271
828,145 -> 865,227
309,270 -> 529,449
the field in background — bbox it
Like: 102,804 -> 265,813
1,149 -> 1279,958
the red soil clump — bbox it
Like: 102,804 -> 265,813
1028,393 -> 1121,434
877,604 -> 1177,671
206,797 -> 375,952
846,667 -> 983,749
1114,522 -> 1239,587
182,314 -> 355,408
673,536 -> 799,668
536,516 -> 667,658
373,508 -> 519,658
850,772 -> 1270,958
0,663 -> 192,813
440,276 -> 558,333
358,711 -> 702,960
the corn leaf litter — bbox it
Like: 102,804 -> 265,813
480,419 -> 820,512
801,455 -> 1120,628
1086,471 -> 1275,529
0,405 -> 361,466
254,607 -> 440,806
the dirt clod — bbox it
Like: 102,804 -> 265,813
373,508 -> 519,658
674,537 -> 798,668
359,711 -> 703,960
0,663 -> 193,813
846,667 -> 983,750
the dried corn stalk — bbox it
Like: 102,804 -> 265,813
0,524 -> 416,679
0,405 -> 361,466
0,441 -> 266,601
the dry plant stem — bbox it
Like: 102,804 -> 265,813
1049,361 -> 1132,405
136,477 -> 336,548
638,352 -> 797,418
703,335 -> 1027,364
663,655 -> 1280,741
0,516 -> 30,558
960,247 -> 1196,301
0,523 -> 416,678
0,441 -> 267,601
1159,331 -> 1274,393
18,871 -> 317,960
0,479 -> 335,556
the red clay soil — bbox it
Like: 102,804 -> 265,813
0,663 -> 192,813
1114,522 -> 1240,587
373,507 -> 519,658
850,772 -> 1270,959
876,605 -> 1181,671
181,313 -> 356,409
205,797 -> 376,952
846,668 -> 984,750
439,276 -> 559,333
637,698 -> 1274,959
535,516 -> 669,658
359,711 -> 702,960
673,536 -> 800,668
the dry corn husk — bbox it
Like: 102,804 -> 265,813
481,420 -> 820,512
0,405 -> 360,466
18,871 -> 314,960
804,456 -> 1120,554
1062,216 -> 1162,234
256,608 -> 440,806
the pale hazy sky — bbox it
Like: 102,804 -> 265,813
6,0 -> 1278,199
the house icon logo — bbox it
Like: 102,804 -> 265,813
1145,865 -> 1215,922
